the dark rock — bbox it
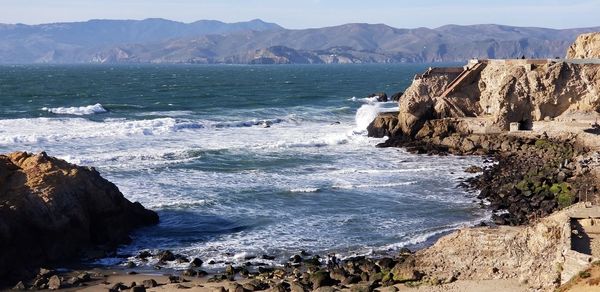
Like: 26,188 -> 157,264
262,254 -> 276,260
175,284 -> 191,289
191,257 -> 203,267
126,261 -> 137,268
169,275 -> 181,283
158,250 -> 176,262
290,254 -> 302,264
310,270 -> 337,289
142,278 -> 158,288
136,250 -> 152,260
391,91 -> 404,102
368,92 -> 388,102
367,112 -> 400,138
131,286 -> 147,292
376,257 -> 396,270
109,282 -> 128,292
77,272 -> 91,282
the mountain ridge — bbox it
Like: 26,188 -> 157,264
0,19 -> 598,64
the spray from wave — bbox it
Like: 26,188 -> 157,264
42,103 -> 108,115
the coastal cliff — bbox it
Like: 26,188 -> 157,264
567,32 -> 600,59
364,33 -> 600,291
0,152 -> 158,283
394,60 -> 600,136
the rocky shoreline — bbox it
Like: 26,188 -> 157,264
370,118 -> 596,226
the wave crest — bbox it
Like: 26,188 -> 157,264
42,103 -> 108,115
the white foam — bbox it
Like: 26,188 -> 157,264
354,103 -> 397,132
289,188 -> 320,193
42,103 -> 108,115
332,181 -> 417,190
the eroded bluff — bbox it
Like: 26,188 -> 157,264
0,152 -> 158,282
388,61 -> 600,137
567,32 -> 600,59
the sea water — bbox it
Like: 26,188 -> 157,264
0,64 -> 486,269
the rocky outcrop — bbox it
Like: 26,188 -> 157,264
415,205 -> 574,291
396,61 -> 600,136
567,32 -> 600,59
367,112 -> 400,138
0,152 -> 158,282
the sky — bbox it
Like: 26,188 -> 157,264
1,0 -> 599,29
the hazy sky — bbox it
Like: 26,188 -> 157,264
1,0 -> 599,29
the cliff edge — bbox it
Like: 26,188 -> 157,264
0,152 -> 159,283
567,32 -> 600,59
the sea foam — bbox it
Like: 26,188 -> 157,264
42,103 -> 108,115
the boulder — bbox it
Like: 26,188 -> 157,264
366,112 -> 400,138
0,152 -> 159,283
368,92 -> 388,102
391,91 -> 404,102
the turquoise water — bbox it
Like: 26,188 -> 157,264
0,64 -> 485,269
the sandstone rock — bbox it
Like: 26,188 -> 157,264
47,275 -> 61,290
397,61 -> 600,135
415,206 -> 574,291
0,152 -> 159,283
567,32 -> 600,59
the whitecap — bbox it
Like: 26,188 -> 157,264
289,188 -> 320,193
42,103 -> 108,115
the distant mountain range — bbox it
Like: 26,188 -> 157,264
0,18 -> 598,64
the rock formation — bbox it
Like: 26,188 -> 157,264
567,32 -> 600,59
0,152 -> 158,282
415,205 -> 573,291
394,61 -> 600,136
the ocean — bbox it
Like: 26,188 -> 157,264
0,64 -> 486,269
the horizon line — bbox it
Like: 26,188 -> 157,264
2,17 -> 600,31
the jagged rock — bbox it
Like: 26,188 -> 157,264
567,32 -> 600,59
368,92 -> 388,102
366,112 -> 400,138
0,152 -> 158,283
390,258 -> 420,283
391,91 -> 404,102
